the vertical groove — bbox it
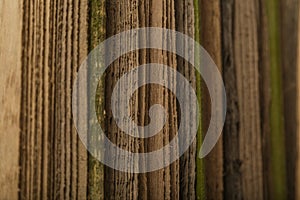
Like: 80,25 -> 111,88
257,0 -> 271,199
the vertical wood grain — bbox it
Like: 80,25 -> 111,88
280,0 -> 299,199
175,1 -> 197,199
104,0 -> 140,199
222,0 -> 264,199
19,0 -> 89,199
104,0 -> 179,199
200,1 -> 223,199
258,0 -> 272,199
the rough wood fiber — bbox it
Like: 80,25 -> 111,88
19,0 -> 89,199
140,1 -> 179,199
104,0 -> 179,199
0,0 -> 22,199
280,0 -> 299,199
200,0 -> 223,199
174,0 -> 197,199
222,0 -> 264,199
104,1 -> 140,199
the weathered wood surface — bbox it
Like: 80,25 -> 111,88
222,0 -> 264,199
104,0 -> 140,199
200,0 -> 223,199
1,0 -> 300,199
0,0 -> 22,199
175,0 -> 197,199
257,1 -> 272,199
280,0 -> 299,199
18,0 -> 89,199
105,0 -> 179,199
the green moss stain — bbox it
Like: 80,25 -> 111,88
88,0 -> 106,50
266,0 -> 287,199
87,0 -> 106,199
194,0 -> 206,199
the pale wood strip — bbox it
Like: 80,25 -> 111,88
0,0 -> 23,199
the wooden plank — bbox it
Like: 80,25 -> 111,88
104,1 -> 141,199
222,0 -> 264,199
19,0 -> 89,199
257,0 -> 272,199
200,1 -> 223,199
104,1 -> 179,199
0,0 -> 23,199
175,1 -> 197,199
280,0 -> 299,199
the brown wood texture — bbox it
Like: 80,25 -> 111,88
2,0 -> 300,199
175,0 -> 197,199
200,0 -> 223,199
18,0 -> 89,199
104,0 -> 140,199
104,1 -> 179,199
280,1 -> 299,199
222,0 -> 264,199
0,0 -> 23,199
257,0 -> 272,199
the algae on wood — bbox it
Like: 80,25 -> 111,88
266,0 -> 288,198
